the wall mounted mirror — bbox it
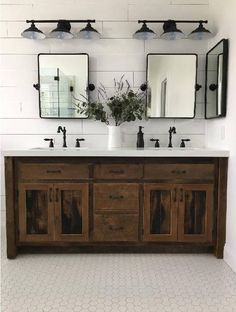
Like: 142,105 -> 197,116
146,54 -> 197,118
205,39 -> 228,119
38,53 -> 89,119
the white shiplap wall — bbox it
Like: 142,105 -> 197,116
0,0 -> 210,206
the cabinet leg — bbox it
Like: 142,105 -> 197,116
215,158 -> 228,259
5,157 -> 17,259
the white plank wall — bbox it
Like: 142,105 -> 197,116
0,0 -> 210,207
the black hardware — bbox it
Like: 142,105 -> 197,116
195,84 -> 202,91
57,126 -> 67,148
33,83 -> 39,90
44,138 -> 54,148
49,188 -> 53,202
46,170 -> 61,174
138,19 -> 208,24
88,83 -> 95,91
168,126 -> 176,148
180,139 -> 191,148
150,138 -> 160,148
75,138 -> 85,148
70,86 -> 74,92
173,188 -> 177,202
109,195 -> 124,200
26,19 -> 96,24
109,225 -> 124,231
140,83 -> 147,91
54,76 -> 59,81
180,188 -> 184,202
109,170 -> 125,174
209,83 -> 218,91
171,170 -> 186,174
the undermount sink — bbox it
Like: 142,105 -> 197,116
145,147 -> 200,151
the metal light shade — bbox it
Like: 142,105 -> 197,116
78,22 -> 101,39
133,23 -> 156,40
188,22 -> 213,40
21,23 -> 46,39
49,20 -> 74,39
161,20 -> 185,40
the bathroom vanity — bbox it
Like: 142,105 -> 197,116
4,148 -> 228,259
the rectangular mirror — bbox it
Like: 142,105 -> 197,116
205,39 -> 228,119
146,54 -> 197,119
38,53 -> 89,119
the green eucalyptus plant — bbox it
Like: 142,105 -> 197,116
75,75 -> 146,126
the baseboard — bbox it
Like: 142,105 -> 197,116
224,244 -> 236,273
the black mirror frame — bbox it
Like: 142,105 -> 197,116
37,53 -> 89,119
205,39 -> 229,119
146,53 -> 198,119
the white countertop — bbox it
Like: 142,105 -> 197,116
2,147 -> 230,157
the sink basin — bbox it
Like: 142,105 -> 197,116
30,147 -> 88,150
145,147 -> 200,151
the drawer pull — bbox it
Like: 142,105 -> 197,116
108,225 -> 124,231
180,188 -> 184,202
173,188 -> 177,202
109,195 -> 124,200
49,188 -> 53,202
171,170 -> 186,174
46,170 -> 61,174
55,188 -> 59,202
109,170 -> 124,174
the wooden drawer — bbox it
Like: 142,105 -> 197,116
144,164 -> 214,180
94,164 -> 142,179
94,183 -> 139,213
93,214 -> 139,241
19,163 -> 89,180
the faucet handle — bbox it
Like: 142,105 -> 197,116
180,139 -> 191,148
44,138 -> 54,148
75,138 -> 85,148
150,138 -> 160,148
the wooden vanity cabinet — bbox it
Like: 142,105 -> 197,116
5,157 -> 228,259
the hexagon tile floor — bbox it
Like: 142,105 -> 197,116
1,215 -> 236,312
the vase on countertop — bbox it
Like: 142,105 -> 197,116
107,125 -> 122,149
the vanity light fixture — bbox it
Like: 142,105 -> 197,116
133,20 -> 213,40
21,22 -> 46,40
21,19 -> 100,40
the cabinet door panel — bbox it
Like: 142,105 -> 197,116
178,184 -> 213,242
143,184 -> 177,241
19,183 -> 54,242
54,183 -> 89,241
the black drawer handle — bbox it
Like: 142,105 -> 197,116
108,225 -> 124,231
171,170 -> 186,174
109,170 -> 124,174
46,170 -> 61,174
109,195 -> 124,200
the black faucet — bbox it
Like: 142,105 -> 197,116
75,138 -> 85,148
57,126 -> 67,148
44,138 -> 54,148
168,126 -> 176,148
150,138 -> 160,148
180,139 -> 191,148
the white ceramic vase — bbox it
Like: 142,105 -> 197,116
107,126 -> 122,149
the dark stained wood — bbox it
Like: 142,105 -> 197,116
178,184 -> 213,242
94,183 -> 139,213
5,157 -> 17,259
94,164 -> 142,180
143,184 -> 178,241
93,214 -> 139,242
54,183 -> 89,242
18,183 -> 54,242
144,164 -> 214,181
215,158 -> 228,258
4,156 -> 228,258
18,163 -> 89,180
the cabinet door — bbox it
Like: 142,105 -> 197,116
54,183 -> 89,241
19,183 -> 54,242
143,184 -> 178,241
178,184 -> 213,242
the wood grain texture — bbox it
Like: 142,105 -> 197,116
94,164 -> 142,180
94,183 -> 139,213
5,157 -> 17,259
93,214 -> 139,242
144,164 -> 214,181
